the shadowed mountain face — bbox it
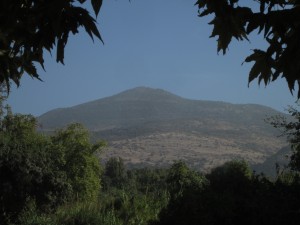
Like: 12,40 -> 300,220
39,87 -> 189,130
38,87 -> 288,171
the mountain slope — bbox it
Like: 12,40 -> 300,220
252,146 -> 291,177
39,87 -> 188,130
39,87 -> 282,131
38,87 -> 289,171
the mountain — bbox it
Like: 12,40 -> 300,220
39,87 -> 189,130
252,146 -> 291,177
38,87 -> 289,172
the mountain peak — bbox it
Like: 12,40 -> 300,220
109,86 -> 184,102
38,87 -> 283,132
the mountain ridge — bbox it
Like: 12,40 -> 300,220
38,87 -> 283,130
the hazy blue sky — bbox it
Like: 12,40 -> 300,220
7,0 -> 298,116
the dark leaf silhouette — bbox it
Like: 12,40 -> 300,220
197,0 -> 300,97
0,0 -> 103,92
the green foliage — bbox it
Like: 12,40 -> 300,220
196,0 -> 300,97
102,157 -> 170,195
166,161 -> 206,198
207,160 -> 252,191
0,104 -> 104,224
21,164 -> 170,225
0,105 -> 168,225
152,162 -> 207,225
17,200 -> 57,225
0,84 -> 8,121
5,148 -> 300,225
268,105 -> 300,171
0,114 -> 72,223
103,157 -> 127,189
51,123 -> 105,200
154,160 -> 300,225
0,0 -> 103,91
99,189 -> 168,225
98,159 -> 170,225
55,201 -> 108,225
130,167 -> 169,194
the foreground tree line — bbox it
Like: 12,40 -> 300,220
1,99 -> 300,224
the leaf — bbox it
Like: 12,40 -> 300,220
208,17 -> 233,54
258,23 -> 264,35
87,18 -> 104,43
246,17 -> 260,34
91,0 -> 102,17
260,0 -> 265,13
56,38 -> 65,64
248,61 -> 262,84
259,62 -> 272,86
264,22 -> 272,38
244,49 -> 265,63
218,32 -> 232,54
235,6 -> 253,20
80,8 -> 104,43
272,70 -> 281,81
246,49 -> 273,86
209,18 -> 218,38
195,0 -> 206,8
230,0 -> 238,5
286,77 -> 295,95
23,62 -> 38,78
199,10 -> 210,17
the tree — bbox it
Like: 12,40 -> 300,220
51,123 -> 106,200
0,113 -> 72,223
196,0 -> 300,97
154,160 -> 300,225
207,160 -> 253,192
166,161 -> 205,199
268,105 -> 300,171
0,0 -> 103,92
0,108 -> 105,223
151,162 -> 206,225
103,157 -> 127,189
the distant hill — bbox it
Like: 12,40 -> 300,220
252,146 -> 291,178
38,87 -> 289,172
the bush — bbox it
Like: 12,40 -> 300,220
0,114 -> 104,224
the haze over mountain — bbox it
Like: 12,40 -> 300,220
38,87 -> 288,171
